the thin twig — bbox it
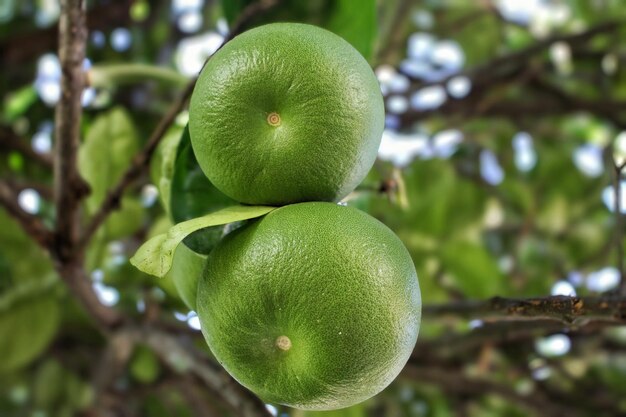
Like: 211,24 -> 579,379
227,0 -> 280,40
3,178 -> 53,200
402,365 -> 582,417
55,261 -> 123,328
0,180 -> 53,248
614,163 -> 625,295
423,295 -> 626,324
398,20 -> 626,125
413,319 -> 613,358
0,126 -> 53,169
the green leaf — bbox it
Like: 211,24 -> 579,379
0,209 -> 53,288
220,0 -> 377,60
33,359 -> 93,412
150,125 -> 184,213
170,125 -> 237,254
130,205 -> 275,277
130,345 -> 160,384
103,196 -> 144,240
440,241 -> 505,298
0,275 -> 60,373
33,360 -> 65,408
171,126 -> 236,222
325,0 -> 377,60
78,107 -> 139,213
3,85 -> 37,123
220,0 -> 245,24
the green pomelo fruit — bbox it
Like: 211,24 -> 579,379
189,23 -> 385,205
197,202 -> 421,410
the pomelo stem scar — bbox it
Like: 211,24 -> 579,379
276,335 -> 292,351
267,112 -> 281,127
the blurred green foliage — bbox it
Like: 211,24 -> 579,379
1,0 -> 626,416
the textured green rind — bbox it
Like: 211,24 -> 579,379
197,202 -> 421,410
189,23 -> 385,205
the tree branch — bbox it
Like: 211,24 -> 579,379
56,262 -> 123,328
52,0 -> 124,330
413,319 -> 611,358
0,126 -> 53,169
53,0 -> 90,262
422,19 -> 623,91
0,0 -> 132,67
402,365 -> 582,417
397,20 -> 626,126
0,180 -> 53,248
613,162 -> 625,295
2,178 -> 53,201
141,328 -> 272,417
423,295 -> 626,324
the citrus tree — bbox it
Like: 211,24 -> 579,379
1,1 -> 626,416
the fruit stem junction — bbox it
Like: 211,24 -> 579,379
275,335 -> 292,351
267,112 -> 281,127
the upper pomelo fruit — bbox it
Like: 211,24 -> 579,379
196,202 -> 421,410
189,23 -> 385,205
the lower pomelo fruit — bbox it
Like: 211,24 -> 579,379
197,202 -> 421,410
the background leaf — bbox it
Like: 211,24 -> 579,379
0,276 -> 60,373
219,0 -> 377,60
78,107 -> 139,214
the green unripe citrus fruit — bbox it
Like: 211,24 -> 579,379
197,202 -> 421,410
189,23 -> 385,205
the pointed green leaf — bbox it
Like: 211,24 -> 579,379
131,205 -> 275,277
440,241 -> 505,298
325,0 -> 377,60
170,126 -> 237,254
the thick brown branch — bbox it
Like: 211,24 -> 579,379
53,0 -> 90,262
413,319 -> 611,358
52,0 -> 124,330
0,127 -> 53,169
423,295 -> 626,324
0,180 -> 53,248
